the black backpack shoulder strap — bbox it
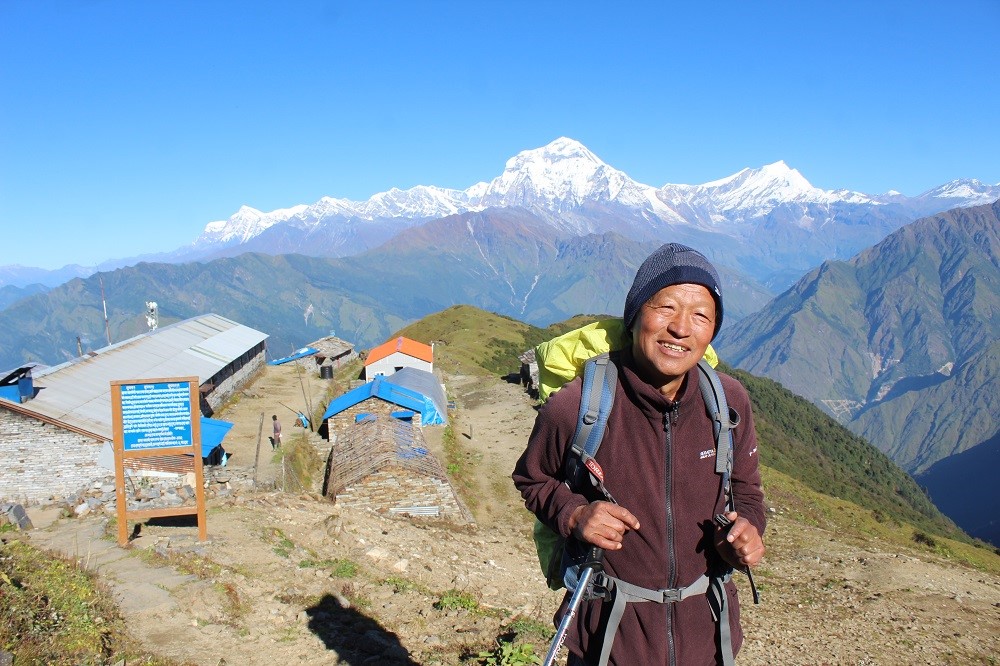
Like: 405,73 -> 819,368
696,359 -> 740,512
565,353 -> 616,486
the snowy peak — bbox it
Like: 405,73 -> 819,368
919,178 -> 1000,205
692,160 -> 873,213
196,186 -> 473,246
199,204 -> 307,245
358,185 -> 469,219
473,137 -> 656,209
192,138 -> 995,252
514,136 -> 603,166
702,161 -> 816,200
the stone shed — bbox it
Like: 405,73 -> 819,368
322,415 -> 472,524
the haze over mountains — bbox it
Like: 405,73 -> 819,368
3,138 -> 998,290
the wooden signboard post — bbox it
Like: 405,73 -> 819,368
110,376 -> 207,546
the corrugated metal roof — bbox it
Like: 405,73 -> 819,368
3,314 -> 267,441
388,367 -> 447,420
365,336 -> 433,366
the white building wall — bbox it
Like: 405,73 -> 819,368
0,409 -> 104,504
364,353 -> 432,380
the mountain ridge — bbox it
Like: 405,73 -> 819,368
4,138 -> 998,290
0,223 -> 776,371
715,200 -> 1000,543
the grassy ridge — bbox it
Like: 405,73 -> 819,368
397,305 -> 613,376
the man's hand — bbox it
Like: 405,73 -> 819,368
716,511 -> 765,568
568,501 -> 640,551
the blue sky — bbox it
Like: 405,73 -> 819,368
2,0 -> 998,270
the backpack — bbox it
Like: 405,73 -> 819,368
530,320 -> 752,666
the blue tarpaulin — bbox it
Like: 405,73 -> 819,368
323,368 -> 447,425
198,417 -> 234,458
269,347 -> 318,365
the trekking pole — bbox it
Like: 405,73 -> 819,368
543,457 -> 618,666
542,545 -> 604,666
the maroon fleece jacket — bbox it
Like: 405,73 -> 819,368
513,348 -> 766,666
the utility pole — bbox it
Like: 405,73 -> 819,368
253,412 -> 264,489
99,276 -> 111,345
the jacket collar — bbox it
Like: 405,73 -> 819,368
614,347 -> 701,421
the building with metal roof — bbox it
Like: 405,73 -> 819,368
363,336 -> 433,380
0,313 -> 268,504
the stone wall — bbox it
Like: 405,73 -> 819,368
324,413 -> 470,524
0,409 -> 104,504
204,351 -> 266,413
335,468 -> 472,523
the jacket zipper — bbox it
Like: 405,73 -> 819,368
664,403 -> 678,666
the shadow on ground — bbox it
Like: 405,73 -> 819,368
306,593 -> 419,665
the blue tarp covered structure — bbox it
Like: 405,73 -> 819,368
198,417 -> 234,457
0,365 -> 37,404
269,347 -> 318,365
322,367 -> 447,425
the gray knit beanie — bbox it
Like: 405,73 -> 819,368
623,243 -> 723,339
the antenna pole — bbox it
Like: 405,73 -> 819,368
99,276 -> 112,345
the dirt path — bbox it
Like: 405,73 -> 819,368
23,369 -> 1000,665
216,360 -> 339,488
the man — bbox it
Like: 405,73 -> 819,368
272,414 -> 282,449
513,243 -> 766,665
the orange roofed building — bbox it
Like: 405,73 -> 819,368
363,336 -> 433,380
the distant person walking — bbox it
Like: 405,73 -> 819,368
271,414 -> 282,449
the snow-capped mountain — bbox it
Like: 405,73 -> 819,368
913,178 -> 1000,208
198,204 -> 310,244
7,137 -> 995,291
468,137 -> 668,213
191,137 -> 676,250
684,161 -> 873,215
180,139 -> 998,289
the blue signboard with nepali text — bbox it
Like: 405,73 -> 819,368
119,380 -> 194,451
110,375 -> 207,546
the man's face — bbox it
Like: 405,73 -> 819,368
630,283 -> 717,399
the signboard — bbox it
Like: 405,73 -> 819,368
120,381 -> 194,451
110,376 -> 207,546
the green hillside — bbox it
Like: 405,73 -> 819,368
715,201 -> 1000,478
395,305 -> 616,377
405,306 -> 968,544
723,363 -> 963,541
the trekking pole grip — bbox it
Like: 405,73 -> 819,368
584,545 -> 605,570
